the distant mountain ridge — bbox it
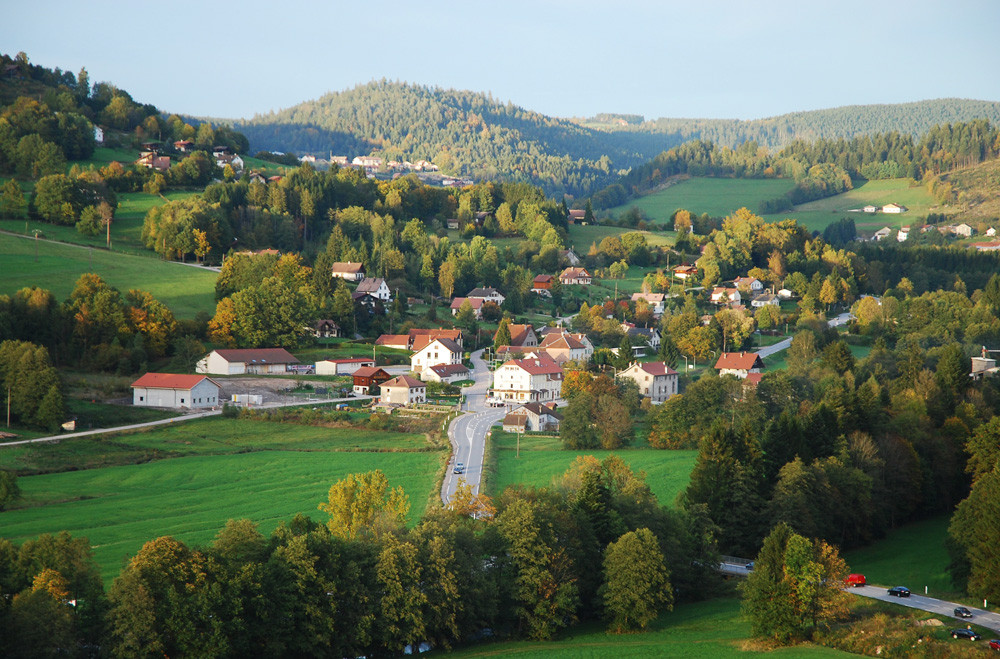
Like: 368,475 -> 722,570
236,83 -> 1000,196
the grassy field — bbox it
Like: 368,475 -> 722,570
439,597 -> 850,658
566,224 -> 675,250
767,178 -> 941,233
606,177 -> 794,223
843,515 -> 957,599
0,417 -> 445,582
0,231 -> 218,318
489,430 -> 698,507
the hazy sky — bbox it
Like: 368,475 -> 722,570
5,0 -> 999,121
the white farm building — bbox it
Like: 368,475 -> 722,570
132,373 -> 221,409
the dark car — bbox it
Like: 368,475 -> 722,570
952,628 -> 981,641
453,462 -> 464,474
988,639 -> 1000,650
887,586 -> 910,597
955,606 -> 974,618
745,562 -> 754,571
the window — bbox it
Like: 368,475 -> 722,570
139,396 -> 144,401
180,398 -> 185,403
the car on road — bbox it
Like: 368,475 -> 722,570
954,606 -> 974,618
846,573 -> 866,587
745,562 -> 754,571
453,462 -> 464,474
887,586 -> 911,597
952,628 -> 981,641
989,639 -> 1000,650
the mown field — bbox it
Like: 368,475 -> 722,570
769,178 -> 941,232
438,597 -> 850,658
488,430 -> 698,507
606,177 -> 794,223
0,417 -> 445,582
0,231 -> 218,318
566,223 -> 675,248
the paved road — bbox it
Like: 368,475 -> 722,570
441,349 -> 505,503
756,312 -> 853,359
852,585 -> 1000,634
0,395 -> 371,447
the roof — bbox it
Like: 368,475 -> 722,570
212,348 -> 299,365
503,355 -> 563,375
631,292 -> 665,303
357,277 -> 386,293
539,332 -> 586,350
429,364 -> 470,376
503,413 -> 528,430
714,352 -> 765,371
132,373 -> 219,390
467,287 -> 502,298
416,338 -> 463,354
533,274 -> 553,283
450,297 -> 484,310
744,372 -> 763,386
381,375 -> 425,389
320,358 -> 374,364
508,324 -> 536,345
633,362 -> 677,377
673,264 -> 698,272
560,267 -> 591,279
409,329 -> 463,350
513,402 -> 564,420
331,261 -> 364,274
353,366 -> 390,379
375,334 -> 410,348
733,276 -> 760,286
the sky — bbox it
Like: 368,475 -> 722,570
4,0 -> 999,122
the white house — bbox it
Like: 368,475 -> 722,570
492,355 -> 563,402
196,348 -> 299,375
411,338 -> 463,376
315,358 -> 375,376
617,362 -> 678,403
863,205 -> 877,213
751,293 -> 780,308
778,288 -> 795,299
559,267 -> 592,286
714,352 -> 765,379
537,331 -> 593,363
873,227 -> 893,241
953,223 -> 975,238
93,126 -> 104,144
357,277 -> 391,302
379,375 -> 426,406
132,373 -> 221,409
331,262 -> 365,281
883,203 -> 907,214
631,292 -> 666,316
503,402 -> 563,433
710,287 -> 742,306
733,276 -> 764,293
467,287 -> 506,306
897,226 -> 910,242
424,363 -> 471,384
987,227 -> 997,237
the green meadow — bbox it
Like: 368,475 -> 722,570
0,231 -> 218,318
606,177 -> 794,223
0,417 -> 445,582
566,223 -> 675,249
488,430 -> 698,506
439,597 -> 850,658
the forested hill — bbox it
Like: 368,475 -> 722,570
591,98 -> 1000,151
237,81 -> 645,198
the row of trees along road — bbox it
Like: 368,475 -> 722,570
0,459 -> 720,656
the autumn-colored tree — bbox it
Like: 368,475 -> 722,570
319,470 -> 410,541
447,479 -> 496,520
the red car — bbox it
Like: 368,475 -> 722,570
989,639 -> 1000,650
846,573 -> 866,587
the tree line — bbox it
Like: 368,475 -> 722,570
0,458 -> 720,656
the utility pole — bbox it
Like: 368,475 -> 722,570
6,385 -> 10,427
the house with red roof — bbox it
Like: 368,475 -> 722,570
450,297 -> 485,319
132,373 -> 221,409
714,352 -> 765,379
617,361 -> 678,403
559,267 -> 592,285
491,354 -> 564,402
352,366 -> 392,396
196,348 -> 299,375
411,338 -> 463,377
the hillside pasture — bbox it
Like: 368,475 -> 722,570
605,177 -> 794,223
0,417 -> 444,582
0,232 -> 218,318
566,223 -> 675,249
768,178 -> 942,232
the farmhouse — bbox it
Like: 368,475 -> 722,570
357,277 -> 392,302
411,338 -> 463,375
971,240 -> 1000,252
507,324 -> 538,347
897,226 -> 910,242
352,366 -> 392,396
315,357 -> 375,376
559,267 -> 592,285
751,293 -> 780,308
863,205 -> 877,213
492,354 -> 563,402
375,334 -> 410,350
379,375 -> 426,406
673,264 -> 698,280
424,363 -> 471,384
503,402 -> 563,433
872,227 -> 893,241
710,287 -> 741,306
953,223 -> 975,238
450,297 -> 484,319
132,373 -> 221,409
617,361 -> 678,403
532,274 -> 553,293
537,331 -> 592,363
733,276 -> 763,293
559,249 -> 581,266
309,319 -> 342,338
882,203 -> 907,214
196,348 -> 299,375
467,287 -> 506,305
567,209 -> 586,224
408,328 -> 465,350
330,262 -> 365,281
714,352 -> 765,379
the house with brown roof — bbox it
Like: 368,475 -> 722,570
411,338 -> 463,377
425,363 -> 471,384
492,354 -> 564,402
173,140 -> 195,153
538,331 -> 592,363
559,249 -> 581,266
567,209 -> 586,224
309,319 -> 342,338
559,267 -> 592,286
507,324 -> 538,348
450,297 -> 484,319
673,264 -> 698,280
357,277 -> 391,302
196,348 -> 299,375
631,292 -> 666,316
375,334 -> 411,350
135,153 -> 171,172
132,373 -> 221,409
503,402 -> 563,432
531,274 -> 553,294
617,362 -> 678,403
379,375 -> 426,406
751,293 -> 779,308
710,287 -> 741,306
330,262 -> 365,281
446,218 -> 461,230
352,366 -> 392,395
733,276 -> 764,293
714,352 -> 765,379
